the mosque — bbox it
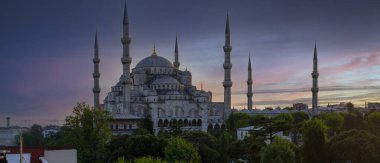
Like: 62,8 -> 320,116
91,2 -> 318,135
91,2 -> 241,135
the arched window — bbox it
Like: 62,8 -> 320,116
184,119 -> 188,126
158,119 -> 163,127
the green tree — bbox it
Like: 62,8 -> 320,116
16,124 -> 44,146
137,115 -> 154,134
265,107 -> 274,110
347,102 -> 355,112
291,112 -> 309,144
226,112 -> 252,136
180,131 -> 219,163
113,156 -> 129,163
367,112 -> 380,136
343,111 -> 364,130
108,135 -> 130,162
164,137 -> 200,163
302,119 -> 327,163
260,137 -> 296,163
243,136 -> 267,163
265,114 -> 293,144
284,106 -> 294,111
327,130 -> 380,163
135,156 -> 166,163
126,134 -> 167,160
61,102 -> 112,163
322,112 -> 344,137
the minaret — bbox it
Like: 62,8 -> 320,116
311,42 -> 319,115
93,32 -> 101,109
173,35 -> 180,69
247,55 -> 253,110
121,1 -> 132,113
223,13 -> 232,120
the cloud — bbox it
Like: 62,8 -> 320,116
321,53 -> 380,74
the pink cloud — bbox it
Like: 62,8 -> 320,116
321,52 -> 380,74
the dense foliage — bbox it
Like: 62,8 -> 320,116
19,102 -> 380,163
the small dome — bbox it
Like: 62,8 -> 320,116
183,70 -> 191,76
152,76 -> 179,85
136,55 -> 173,68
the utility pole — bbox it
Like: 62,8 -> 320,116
19,128 -> 23,163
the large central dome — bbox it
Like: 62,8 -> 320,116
135,55 -> 173,68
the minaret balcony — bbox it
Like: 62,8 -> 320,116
93,88 -> 101,93
311,72 -> 319,78
223,63 -> 232,69
121,57 -> 132,64
121,37 -> 131,44
223,81 -> 232,87
223,45 -> 232,52
311,88 -> 319,92
93,58 -> 100,63
93,73 -> 100,78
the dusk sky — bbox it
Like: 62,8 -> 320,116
1,0 -> 380,126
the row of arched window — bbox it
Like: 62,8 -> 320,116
148,67 -> 174,75
158,119 -> 202,127
110,123 -> 133,130
151,84 -> 179,90
158,108 -> 200,118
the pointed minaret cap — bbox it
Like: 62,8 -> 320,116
123,0 -> 128,24
314,40 -> 317,60
175,35 -> 178,53
225,11 -> 230,34
152,44 -> 157,56
94,31 -> 98,48
248,53 -> 252,70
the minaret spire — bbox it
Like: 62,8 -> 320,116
121,1 -> 132,114
173,35 -> 180,69
311,41 -> 319,115
152,44 -> 157,56
223,12 -> 232,120
247,54 -> 253,110
93,32 -> 101,109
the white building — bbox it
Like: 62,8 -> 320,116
368,102 -> 380,110
236,126 -> 291,144
42,125 -> 60,138
0,127 -> 19,146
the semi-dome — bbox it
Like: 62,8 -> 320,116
136,55 -> 173,68
152,76 -> 179,85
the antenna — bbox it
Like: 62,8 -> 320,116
21,120 -> 30,127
